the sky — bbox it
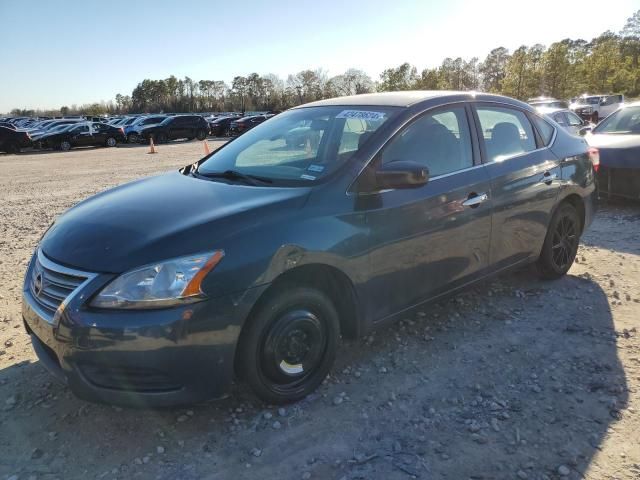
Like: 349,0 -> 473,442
0,0 -> 638,113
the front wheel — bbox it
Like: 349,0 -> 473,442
195,129 -> 207,141
127,133 -> 138,144
59,140 -> 72,151
155,133 -> 168,144
536,203 -> 580,279
5,142 -> 19,154
237,286 -> 339,404
105,137 -> 117,147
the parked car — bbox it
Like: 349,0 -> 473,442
570,94 -> 624,123
23,91 -> 596,407
536,107 -> 592,136
38,122 -> 125,151
137,115 -> 209,143
208,115 -> 240,136
29,119 -> 85,140
0,126 -> 32,153
528,97 -> 569,109
124,115 -> 167,143
229,115 -> 269,136
582,102 -> 640,200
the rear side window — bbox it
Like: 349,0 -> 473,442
381,106 -> 473,177
531,115 -> 555,145
476,106 -> 537,162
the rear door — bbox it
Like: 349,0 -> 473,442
71,124 -> 92,146
472,103 -> 561,269
364,104 -> 494,320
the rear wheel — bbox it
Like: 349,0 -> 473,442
196,129 -> 207,141
105,137 -> 117,147
592,112 -> 599,124
536,202 -> 580,279
59,140 -> 71,151
237,286 -> 339,404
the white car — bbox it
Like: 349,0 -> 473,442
570,94 -> 624,123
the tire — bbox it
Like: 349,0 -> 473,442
237,285 -> 340,404
592,112 -> 599,124
156,133 -> 168,144
105,137 -> 117,147
59,140 -> 72,151
5,142 -> 19,154
536,202 -> 580,280
127,133 -> 138,144
196,129 -> 207,141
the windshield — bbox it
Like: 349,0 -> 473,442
576,96 -> 601,105
593,106 -> 640,134
197,106 -> 399,185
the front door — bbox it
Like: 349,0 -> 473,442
473,104 -> 561,270
363,104 -> 493,321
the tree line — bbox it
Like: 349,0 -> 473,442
9,10 -> 640,117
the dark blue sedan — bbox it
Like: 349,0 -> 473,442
23,91 -> 597,406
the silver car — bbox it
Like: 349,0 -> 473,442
536,107 -> 592,136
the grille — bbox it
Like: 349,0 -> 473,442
29,251 -> 88,320
80,364 -> 182,392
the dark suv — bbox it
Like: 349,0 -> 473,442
138,115 -> 209,143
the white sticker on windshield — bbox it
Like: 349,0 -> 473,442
336,110 -> 386,121
300,174 -> 316,180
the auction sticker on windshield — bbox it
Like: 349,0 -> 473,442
336,110 -> 386,121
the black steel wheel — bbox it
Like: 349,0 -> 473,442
536,202 -> 581,279
237,285 -> 339,404
196,129 -> 207,141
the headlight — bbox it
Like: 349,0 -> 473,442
91,251 -> 224,309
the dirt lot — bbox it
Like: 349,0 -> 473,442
0,142 -> 639,480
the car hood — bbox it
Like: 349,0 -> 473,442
41,171 -> 310,273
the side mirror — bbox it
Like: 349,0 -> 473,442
578,126 -> 592,136
375,161 -> 429,189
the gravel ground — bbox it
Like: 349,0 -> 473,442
0,142 -> 639,480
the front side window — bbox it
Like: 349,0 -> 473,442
476,106 -> 536,162
565,112 -> 583,127
198,106 -> 399,184
380,106 -> 473,177
594,106 -> 640,134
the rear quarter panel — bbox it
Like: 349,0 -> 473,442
550,128 -> 597,231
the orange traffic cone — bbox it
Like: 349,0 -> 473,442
203,140 -> 211,155
148,137 -> 157,154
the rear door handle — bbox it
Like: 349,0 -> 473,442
462,193 -> 488,208
540,172 -> 558,184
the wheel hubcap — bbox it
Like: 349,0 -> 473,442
107,138 -> 116,146
261,309 -> 326,387
551,215 -> 578,269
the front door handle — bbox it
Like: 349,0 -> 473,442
539,172 -> 558,184
462,192 -> 489,208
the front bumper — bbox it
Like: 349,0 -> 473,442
22,250 -> 267,407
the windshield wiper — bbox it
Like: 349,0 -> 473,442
193,169 -> 273,185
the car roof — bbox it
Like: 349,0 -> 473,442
296,90 -> 529,109
536,106 -> 571,114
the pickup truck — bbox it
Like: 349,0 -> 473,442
570,94 -> 624,123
